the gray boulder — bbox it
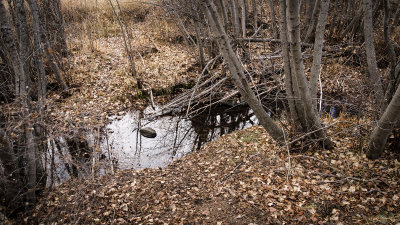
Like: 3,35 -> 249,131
140,127 -> 157,138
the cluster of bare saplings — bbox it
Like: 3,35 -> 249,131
0,0 -> 68,214
160,0 -> 400,155
0,0 -> 400,219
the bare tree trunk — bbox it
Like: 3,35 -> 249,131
218,0 -> 229,32
0,0 -> 37,203
303,0 -> 320,43
286,0 -> 333,149
15,0 -> 32,84
203,0 -> 285,142
363,0 -> 384,109
0,129 -> 21,208
0,0 -> 25,96
25,119 -> 38,203
231,0 -> 240,37
41,0 -> 68,56
173,12 -> 195,46
43,36 -> 69,92
310,0 -> 330,109
27,0 -> 47,100
393,6 -> 400,30
252,0 -> 257,30
304,0 -> 315,28
193,18 -> 206,69
382,0 -> 398,111
240,0 -> 247,37
367,83 -> 400,159
342,5 -> 363,40
268,0 -> 279,39
278,0 -> 301,128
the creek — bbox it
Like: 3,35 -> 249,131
44,103 -> 262,186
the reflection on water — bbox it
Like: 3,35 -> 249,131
103,109 -> 195,169
45,104 -> 258,186
101,105 -> 257,170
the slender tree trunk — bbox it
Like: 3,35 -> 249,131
286,0 -> 333,149
310,0 -> 330,109
203,0 -> 285,142
0,0 -> 37,203
382,0 -> 397,111
269,0 -> 279,39
252,0 -> 257,30
367,82 -> 400,159
363,0 -> 384,109
240,0 -> 247,37
231,0 -> 240,37
342,5 -> 363,40
0,0 -> 25,96
278,0 -> 301,128
16,0 -> 31,84
25,119 -> 38,203
304,0 -> 315,28
193,18 -> 206,69
219,0 -> 229,32
303,0 -> 320,43
27,0 -> 47,100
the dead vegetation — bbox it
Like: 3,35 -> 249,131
27,125 -> 400,224
4,0 -> 400,224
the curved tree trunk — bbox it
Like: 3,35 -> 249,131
203,0 -> 285,142
367,82 -> 400,159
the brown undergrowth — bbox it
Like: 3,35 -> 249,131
14,1 -> 400,224
46,0 -> 199,138
25,124 -> 400,224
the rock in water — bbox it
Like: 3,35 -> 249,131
140,127 -> 157,138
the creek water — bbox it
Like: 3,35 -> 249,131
44,104 -> 259,186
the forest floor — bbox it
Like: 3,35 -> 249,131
27,125 -> 400,224
18,0 -> 400,224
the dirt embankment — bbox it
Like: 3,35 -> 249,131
26,125 -> 399,224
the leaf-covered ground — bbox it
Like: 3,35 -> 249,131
16,1 -> 399,224
46,1 -> 199,137
26,124 -> 399,224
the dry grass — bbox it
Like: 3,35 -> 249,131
48,0 -> 199,135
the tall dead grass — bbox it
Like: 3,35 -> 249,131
61,0 -> 180,47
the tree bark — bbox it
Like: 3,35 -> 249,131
278,0 -> 302,129
252,0 -> 257,30
193,18 -> 206,69
240,0 -> 247,37
382,0 -> 397,111
269,0 -> 279,39
218,0 -> 229,32
0,0 -> 26,97
363,0 -> 384,109
15,0 -> 32,84
310,0 -> 330,110
286,0 -> 333,149
303,0 -> 320,43
27,0 -> 47,100
203,0 -> 285,142
0,0 -> 37,203
231,0 -> 240,37
367,82 -> 400,159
